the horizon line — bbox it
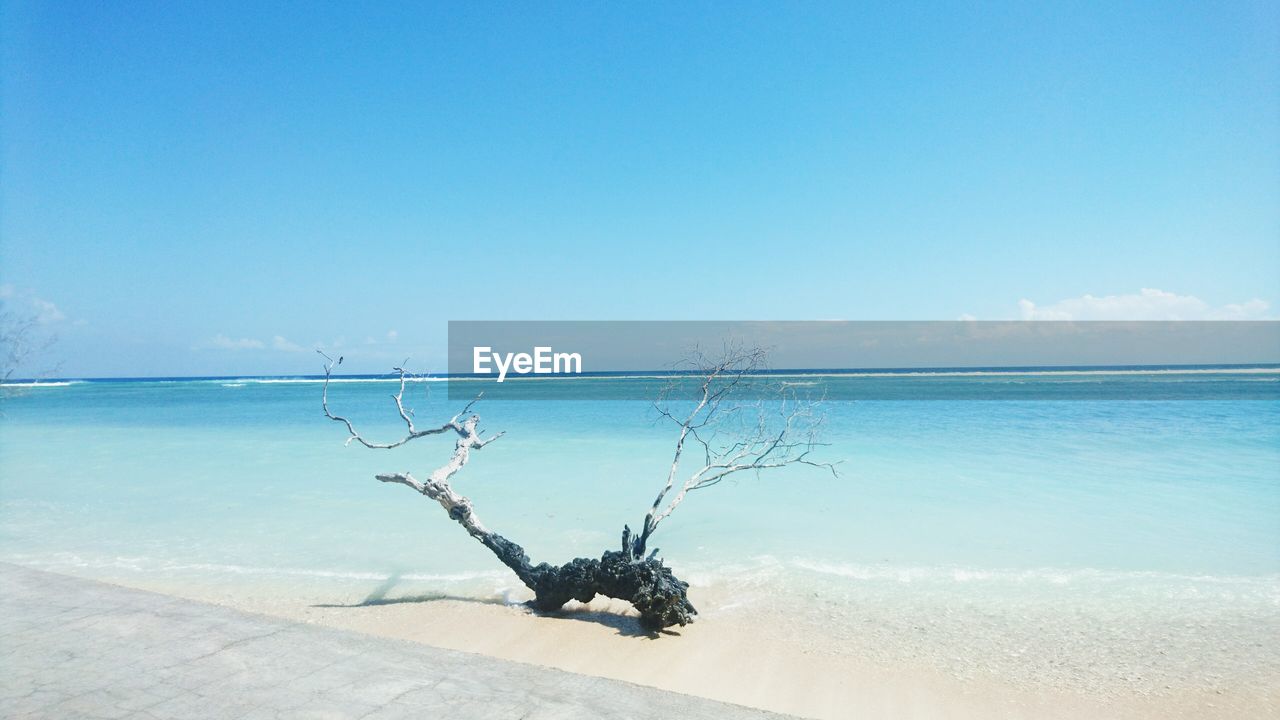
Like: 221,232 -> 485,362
6,361 -> 1280,385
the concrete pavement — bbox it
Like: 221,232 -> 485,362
0,563 -> 790,719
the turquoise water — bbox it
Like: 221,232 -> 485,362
2,371 -> 1278,692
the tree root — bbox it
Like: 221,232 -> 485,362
527,550 -> 697,631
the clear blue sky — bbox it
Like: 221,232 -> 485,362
2,1 -> 1277,376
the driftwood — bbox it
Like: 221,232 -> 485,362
320,349 -> 831,631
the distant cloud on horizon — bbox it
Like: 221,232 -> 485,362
271,336 -> 307,353
198,334 -> 315,352
0,284 -> 71,325
203,334 -> 266,350
1017,289 -> 1272,321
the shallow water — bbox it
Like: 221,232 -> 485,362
2,372 -> 1278,696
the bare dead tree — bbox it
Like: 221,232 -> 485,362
319,347 -> 833,631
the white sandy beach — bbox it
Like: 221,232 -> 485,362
68,573 -> 1276,720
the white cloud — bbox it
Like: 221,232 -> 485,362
198,333 -> 320,352
359,330 -> 397,346
1017,289 -> 1273,321
0,286 -> 71,325
208,334 -> 265,350
271,335 -> 307,353
31,299 -> 66,324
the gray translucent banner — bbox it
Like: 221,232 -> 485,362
446,321 -> 1280,401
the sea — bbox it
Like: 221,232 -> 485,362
2,367 -> 1277,697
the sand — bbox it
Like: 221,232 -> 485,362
225,593 -> 1267,720
35,570 -> 1275,719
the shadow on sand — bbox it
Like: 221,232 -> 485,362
309,572 -> 681,639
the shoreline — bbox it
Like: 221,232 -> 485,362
24,565 -> 1276,720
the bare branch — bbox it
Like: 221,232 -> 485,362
372,415 -> 502,545
318,352 -> 501,451
631,346 -> 836,559
316,354 -> 538,594
0,304 -> 60,385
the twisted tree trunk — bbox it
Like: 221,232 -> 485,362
319,348 -> 827,632
376,467 -> 695,629
527,549 -> 697,631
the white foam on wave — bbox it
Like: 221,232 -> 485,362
160,561 -> 505,583
787,558 -> 1280,587
18,368 -> 1275,389
12,548 -> 1279,606
432,367 -> 1280,383
7,552 -> 507,584
224,377 -> 446,385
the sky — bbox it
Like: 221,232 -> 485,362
1,1 -> 1278,377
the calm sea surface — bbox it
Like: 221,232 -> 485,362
2,369 -> 1278,692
